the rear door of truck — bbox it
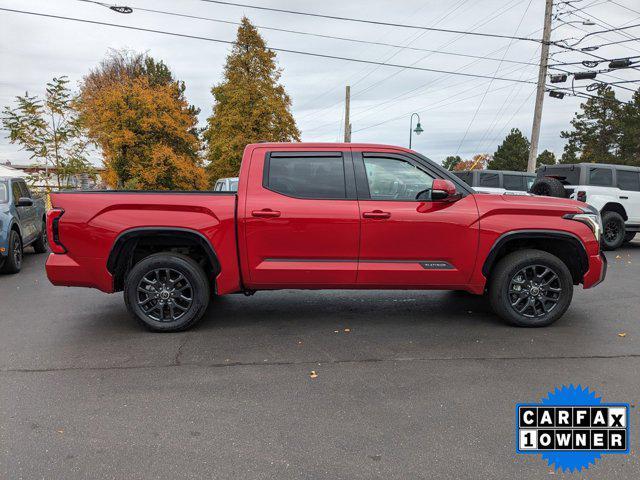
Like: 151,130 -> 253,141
241,146 -> 360,287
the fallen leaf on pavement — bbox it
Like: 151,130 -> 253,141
309,370 -> 318,379
344,328 -> 351,333
618,332 -> 627,337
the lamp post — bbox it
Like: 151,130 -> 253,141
409,113 -> 423,149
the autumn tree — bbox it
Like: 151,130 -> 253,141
617,88 -> 640,165
452,154 -> 490,171
442,155 -> 462,170
487,128 -> 530,171
78,50 -> 206,190
204,17 -> 300,183
2,76 -> 92,189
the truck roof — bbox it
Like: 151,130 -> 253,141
246,142 -> 417,154
539,163 -> 640,171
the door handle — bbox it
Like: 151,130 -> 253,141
620,196 -> 628,200
362,210 -> 391,219
251,209 -> 281,218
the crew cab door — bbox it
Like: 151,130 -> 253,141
615,168 -> 640,223
242,148 -> 360,287
354,151 -> 479,286
11,179 -> 37,243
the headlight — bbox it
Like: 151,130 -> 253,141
563,211 -> 602,242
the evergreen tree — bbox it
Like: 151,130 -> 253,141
442,155 -> 462,170
79,50 -> 206,189
204,17 -> 300,183
560,85 -> 621,165
487,128 -> 530,171
618,89 -> 640,166
536,149 -> 556,167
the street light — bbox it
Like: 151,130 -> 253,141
409,113 -> 423,149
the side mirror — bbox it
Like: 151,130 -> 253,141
431,179 -> 461,202
17,197 -> 33,207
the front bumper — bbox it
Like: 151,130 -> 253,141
583,251 -> 607,289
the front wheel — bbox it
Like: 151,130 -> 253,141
601,211 -> 625,251
1,230 -> 23,274
488,249 -> 573,327
124,253 -> 210,332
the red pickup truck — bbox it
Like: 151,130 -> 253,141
45,143 -> 606,331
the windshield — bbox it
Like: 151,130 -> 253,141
0,181 -> 7,203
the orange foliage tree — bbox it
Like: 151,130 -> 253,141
78,51 -> 206,190
452,154 -> 490,171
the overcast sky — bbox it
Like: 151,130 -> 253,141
1,0 -> 638,166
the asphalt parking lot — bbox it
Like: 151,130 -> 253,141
1,242 -> 640,479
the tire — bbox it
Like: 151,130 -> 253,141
32,220 -> 48,253
1,230 -> 23,274
530,177 -> 566,197
488,249 -> 573,327
601,211 -> 625,251
124,252 -> 210,332
623,231 -> 636,244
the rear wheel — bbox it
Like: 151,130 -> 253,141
32,220 -> 48,253
601,211 -> 625,251
489,249 -> 573,327
1,230 -> 23,274
124,253 -> 210,332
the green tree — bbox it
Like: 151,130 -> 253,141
536,149 -> 556,167
618,88 -> 640,166
2,76 -> 92,189
560,85 -> 622,165
442,155 -> 462,170
78,50 -> 206,189
487,128 -> 530,171
204,17 -> 300,183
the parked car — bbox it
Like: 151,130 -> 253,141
46,143 -> 606,332
532,163 -> 640,250
453,169 -> 536,195
213,177 -> 239,192
0,176 -> 48,273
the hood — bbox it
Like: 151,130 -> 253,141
473,192 -> 586,215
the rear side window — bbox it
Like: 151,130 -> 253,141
589,167 -> 613,187
479,173 -> 499,188
541,167 -> 580,185
503,174 -> 524,191
453,172 -> 473,186
525,175 -> 536,191
266,154 -> 346,199
616,169 -> 640,191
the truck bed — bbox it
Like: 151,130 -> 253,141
47,191 -> 241,294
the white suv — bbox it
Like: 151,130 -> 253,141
453,170 -> 536,195
532,163 -> 640,250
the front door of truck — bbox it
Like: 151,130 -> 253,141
354,151 -> 479,287
243,148 -> 360,287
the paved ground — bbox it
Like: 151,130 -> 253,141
1,241 -> 639,479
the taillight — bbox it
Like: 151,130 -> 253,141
577,191 -> 587,203
46,208 -> 66,254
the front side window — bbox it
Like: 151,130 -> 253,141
267,154 -> 346,199
616,169 -> 640,191
0,181 -> 7,203
363,157 -> 434,200
503,174 -> 524,191
479,173 -> 499,188
525,175 -> 536,191
11,181 -> 22,204
589,167 -> 613,187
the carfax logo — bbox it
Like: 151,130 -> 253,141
516,385 -> 630,472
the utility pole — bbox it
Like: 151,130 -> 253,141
344,85 -> 352,143
527,0 -> 553,173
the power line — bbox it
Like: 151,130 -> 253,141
72,0 -> 536,66
0,7 -> 538,85
197,0 -> 543,44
